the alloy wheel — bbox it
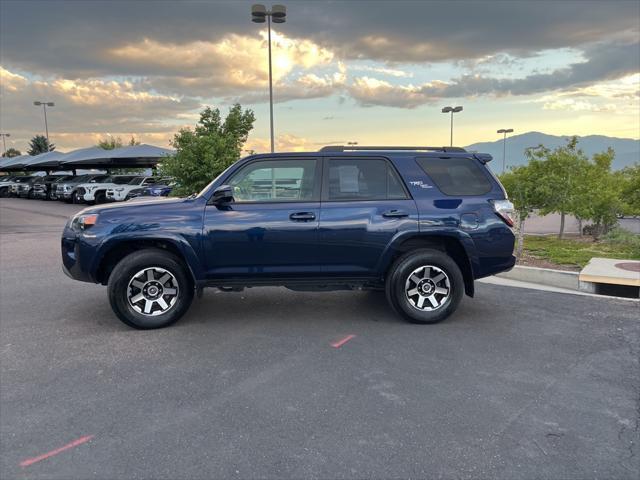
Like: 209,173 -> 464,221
127,267 -> 179,316
404,265 -> 451,311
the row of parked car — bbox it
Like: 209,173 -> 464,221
0,173 -> 175,204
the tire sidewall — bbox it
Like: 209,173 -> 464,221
108,250 -> 194,329
387,249 -> 464,324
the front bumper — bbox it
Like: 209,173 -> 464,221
61,226 -> 99,283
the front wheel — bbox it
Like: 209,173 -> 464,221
108,249 -> 194,329
385,249 -> 464,324
72,190 -> 84,204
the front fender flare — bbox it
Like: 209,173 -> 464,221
92,232 -> 205,284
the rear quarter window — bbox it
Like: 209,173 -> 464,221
415,156 -> 492,196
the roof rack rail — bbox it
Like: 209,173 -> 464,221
319,145 -> 467,153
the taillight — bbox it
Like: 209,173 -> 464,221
490,199 -> 515,227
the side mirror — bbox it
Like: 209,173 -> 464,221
211,185 -> 234,205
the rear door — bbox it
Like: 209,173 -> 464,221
318,156 -> 419,277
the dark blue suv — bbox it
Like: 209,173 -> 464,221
62,146 -> 516,329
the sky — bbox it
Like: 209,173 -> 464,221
1,0 -> 639,154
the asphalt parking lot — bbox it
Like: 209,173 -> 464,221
1,198 -> 638,480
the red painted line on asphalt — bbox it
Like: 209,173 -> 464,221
20,435 -> 94,468
331,334 -> 356,348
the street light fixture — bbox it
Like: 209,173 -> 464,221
497,128 -> 514,172
252,4 -> 286,153
33,101 -> 55,142
0,133 -> 10,156
441,106 -> 463,146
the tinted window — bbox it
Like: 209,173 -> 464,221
416,157 -> 492,196
113,176 -> 136,184
327,158 -> 407,201
229,159 -> 317,202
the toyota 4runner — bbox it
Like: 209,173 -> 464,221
62,146 -> 516,329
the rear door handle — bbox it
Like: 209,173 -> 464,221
382,209 -> 409,218
289,212 -> 316,222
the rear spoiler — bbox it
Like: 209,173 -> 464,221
473,153 -> 493,164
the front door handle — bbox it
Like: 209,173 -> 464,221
289,212 -> 316,222
382,209 -> 409,218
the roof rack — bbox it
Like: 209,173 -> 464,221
319,145 -> 467,153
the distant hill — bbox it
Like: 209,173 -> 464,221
465,132 -> 639,172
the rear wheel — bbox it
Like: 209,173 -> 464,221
385,248 -> 464,324
108,249 -> 194,329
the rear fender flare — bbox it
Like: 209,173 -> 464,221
377,230 -> 479,296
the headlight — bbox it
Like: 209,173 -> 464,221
115,187 -> 125,192
71,213 -> 98,231
64,185 -> 71,191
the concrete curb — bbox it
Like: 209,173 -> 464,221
496,265 -> 580,291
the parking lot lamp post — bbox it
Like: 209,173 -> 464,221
0,133 -> 10,156
33,101 -> 55,142
497,128 -> 514,172
441,106 -> 463,146
251,4 -> 286,154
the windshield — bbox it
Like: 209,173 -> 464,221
127,176 -> 144,185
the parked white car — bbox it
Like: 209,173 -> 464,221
75,175 -> 140,204
105,176 -> 166,202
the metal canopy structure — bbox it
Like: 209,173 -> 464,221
0,144 -> 175,172
0,154 -> 33,171
21,151 -> 67,170
58,144 -> 174,169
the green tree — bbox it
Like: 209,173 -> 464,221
2,148 -> 21,158
159,104 -> 255,196
27,135 -> 55,155
97,136 -> 123,150
499,165 -> 543,258
617,163 -> 640,217
96,135 -> 141,150
527,138 -> 590,239
585,149 -> 622,239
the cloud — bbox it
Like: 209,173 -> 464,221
353,66 -> 413,78
2,1 -> 638,74
0,66 -> 199,151
346,41 -> 640,108
245,133 -> 317,153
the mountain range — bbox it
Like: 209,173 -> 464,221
465,132 -> 639,172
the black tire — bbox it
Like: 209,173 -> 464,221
0,187 -> 8,198
72,190 -> 84,204
108,249 -> 194,329
94,191 -> 106,204
385,248 -> 464,324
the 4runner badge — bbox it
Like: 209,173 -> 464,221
409,180 -> 433,188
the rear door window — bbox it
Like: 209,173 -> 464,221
325,158 -> 408,201
415,157 -> 492,196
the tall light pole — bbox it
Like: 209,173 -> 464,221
0,133 -> 10,156
33,101 -> 55,142
441,106 -> 463,146
497,128 -> 514,172
251,4 -> 286,153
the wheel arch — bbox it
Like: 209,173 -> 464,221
380,232 -> 477,297
93,235 -> 202,286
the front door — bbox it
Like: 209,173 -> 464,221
203,158 -> 322,280
319,157 -> 419,277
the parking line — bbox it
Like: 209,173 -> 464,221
331,334 -> 356,348
20,435 -> 94,467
